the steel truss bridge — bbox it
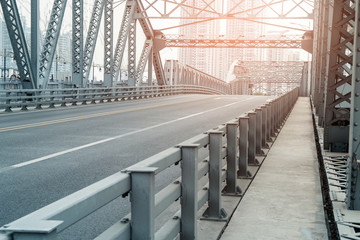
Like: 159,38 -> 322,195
8,0 -> 360,239
0,0 -> 313,91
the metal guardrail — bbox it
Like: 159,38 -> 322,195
0,88 -> 299,240
0,85 -> 228,112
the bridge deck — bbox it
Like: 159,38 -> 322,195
220,97 -> 328,240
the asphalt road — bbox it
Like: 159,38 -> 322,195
0,94 -> 271,239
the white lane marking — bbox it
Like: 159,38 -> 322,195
0,96 -> 256,173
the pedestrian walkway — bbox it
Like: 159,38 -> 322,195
220,97 -> 328,240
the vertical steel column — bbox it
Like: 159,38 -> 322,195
129,167 -> 156,239
238,116 -> 252,178
148,47 -> 153,86
223,123 -> 242,195
180,144 -> 199,240
128,20 -> 136,86
72,0 -> 84,87
255,108 -> 263,155
347,0 -> 360,210
317,0 -> 330,127
104,0 -> 113,87
31,0 -> 39,88
248,111 -> 258,165
202,131 -> 228,221
261,105 -> 268,148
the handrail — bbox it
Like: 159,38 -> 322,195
0,88 -> 299,240
0,85 -> 229,112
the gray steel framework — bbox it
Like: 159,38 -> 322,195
161,36 -> 305,49
104,0 -> 114,87
138,0 -> 313,20
348,0 -> 360,210
231,61 -> 305,95
72,0 -> 84,87
38,0 -> 67,88
0,0 -> 36,89
113,0 -> 136,82
31,0 -> 39,88
322,0 -> 354,151
83,0 -> 106,86
127,20 -> 136,86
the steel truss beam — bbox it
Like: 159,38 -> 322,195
104,0 -> 113,87
137,0 -> 314,20
39,0 -> 68,88
231,61 -> 304,95
164,60 -> 230,93
72,0 -> 84,87
135,39 -> 153,84
113,0 -> 136,82
83,0 -> 106,86
323,0 -> 354,151
128,19 -> 136,86
347,0 -> 360,210
161,36 -> 304,49
136,0 -> 165,85
31,0 -> 39,88
314,0 -> 330,127
0,0 -> 36,89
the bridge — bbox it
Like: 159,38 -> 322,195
0,0 -> 357,240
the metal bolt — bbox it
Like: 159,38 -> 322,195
203,187 -> 208,190
356,93 -> 360,97
356,108 -> 359,112
173,216 -> 179,220
357,78 -> 360,82
355,122 -> 358,126
354,138 -> 358,141
357,63 -> 360,67
121,218 -> 129,223
174,180 -> 180,184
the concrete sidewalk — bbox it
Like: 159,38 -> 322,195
220,97 -> 328,240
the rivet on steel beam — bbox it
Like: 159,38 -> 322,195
357,63 -> 360,67
356,108 -> 359,112
358,48 -> 360,52
354,122 -> 358,126
356,93 -> 360,97
354,137 -> 358,141
357,78 -> 360,82
173,216 -> 180,220
121,218 -> 129,223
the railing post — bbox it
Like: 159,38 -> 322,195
266,104 -> 272,142
49,90 -> 55,108
255,108 -> 264,155
202,131 -> 228,221
35,90 -> 42,109
248,111 -> 259,165
179,144 -> 199,240
261,105 -> 269,148
128,167 -> 157,240
4,91 -> 12,112
238,115 -> 252,178
275,99 -> 279,131
223,123 -> 242,195
270,101 -> 276,137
